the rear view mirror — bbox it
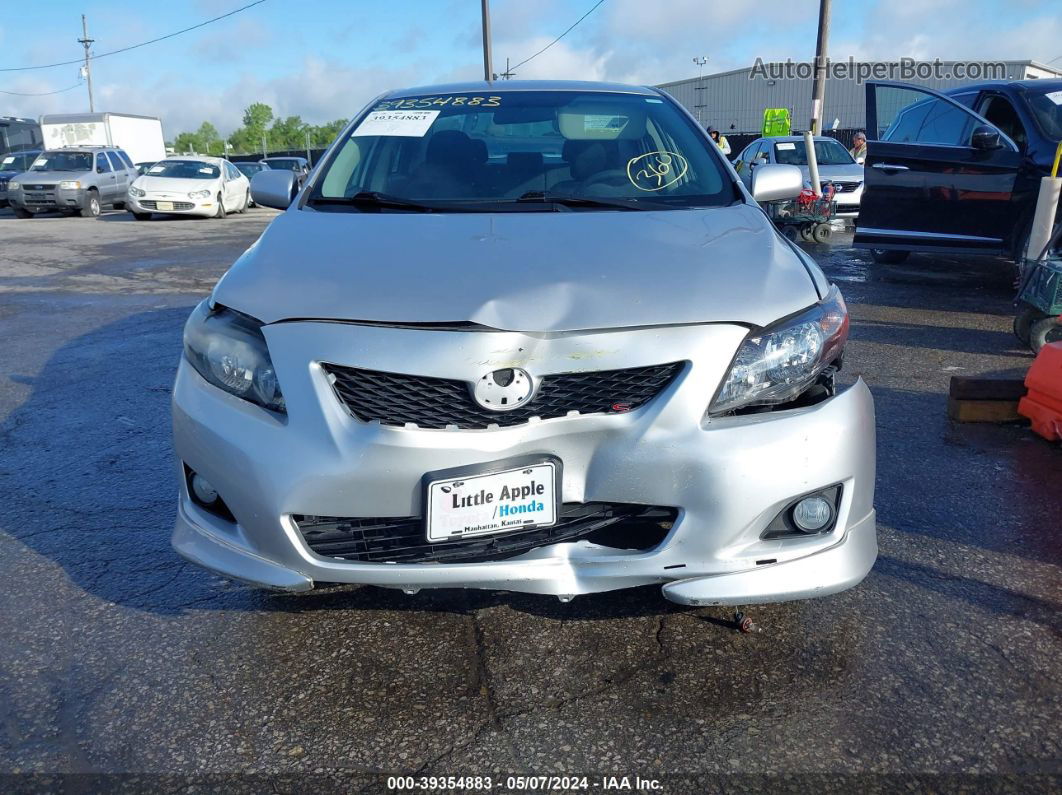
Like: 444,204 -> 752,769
251,169 -> 297,210
971,124 -> 1003,150
750,164 -> 804,202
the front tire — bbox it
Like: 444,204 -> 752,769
12,207 -> 32,219
80,190 -> 101,218
871,248 -> 909,264
212,193 -> 226,219
812,224 -> 832,243
238,190 -> 250,214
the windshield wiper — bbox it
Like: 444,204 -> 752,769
308,191 -> 438,212
515,191 -> 657,210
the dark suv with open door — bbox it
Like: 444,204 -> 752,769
854,79 -> 1062,264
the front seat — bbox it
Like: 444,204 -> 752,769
406,130 -> 485,197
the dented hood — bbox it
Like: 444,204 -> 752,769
213,203 -> 820,332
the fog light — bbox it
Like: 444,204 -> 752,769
792,496 -> 833,532
191,473 -> 219,505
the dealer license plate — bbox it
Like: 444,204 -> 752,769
156,201 -> 174,211
425,460 -> 558,542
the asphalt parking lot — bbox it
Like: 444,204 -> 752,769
0,207 -> 1059,790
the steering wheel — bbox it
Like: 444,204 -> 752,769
582,169 -> 630,188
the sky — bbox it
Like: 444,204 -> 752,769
1,0 -> 1059,140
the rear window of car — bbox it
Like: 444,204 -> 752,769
114,150 -> 135,168
773,139 -> 854,166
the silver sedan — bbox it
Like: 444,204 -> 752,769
171,81 -> 876,606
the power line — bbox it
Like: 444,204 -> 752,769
0,0 -> 267,72
509,0 -> 607,74
0,81 -> 83,96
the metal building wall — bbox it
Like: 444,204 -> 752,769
657,61 -> 1041,135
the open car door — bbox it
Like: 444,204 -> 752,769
854,81 -> 1023,257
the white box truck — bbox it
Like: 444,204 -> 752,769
40,113 -> 165,165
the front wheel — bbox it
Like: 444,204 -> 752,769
238,190 -> 250,214
80,190 -> 101,218
212,194 -> 226,219
1029,315 -> 1062,354
781,225 -> 800,241
812,224 -> 832,243
871,248 -> 909,264
12,207 -> 32,219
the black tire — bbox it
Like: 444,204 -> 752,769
113,201 -> 125,210
799,224 -> 814,241
812,224 -> 832,243
871,248 -> 909,264
80,190 -> 101,218
1029,315 -> 1062,354
238,190 -> 249,214
781,225 -> 800,241
132,212 -> 152,221
12,207 -> 32,219
212,193 -> 225,219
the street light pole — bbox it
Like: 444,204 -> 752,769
78,15 -> 95,113
810,0 -> 831,135
692,56 -> 709,127
481,0 -> 494,82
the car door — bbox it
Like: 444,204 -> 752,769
854,81 -> 1023,255
224,162 -> 245,205
738,140 -> 765,190
95,152 -> 116,204
106,152 -> 129,199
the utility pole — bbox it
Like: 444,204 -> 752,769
480,0 -> 493,82
262,134 -> 267,158
501,57 -> 514,80
809,0 -> 831,135
693,56 -> 709,127
78,15 -> 95,113
304,130 -> 311,164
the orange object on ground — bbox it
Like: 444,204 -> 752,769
1018,341 -> 1062,441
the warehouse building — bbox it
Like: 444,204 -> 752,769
658,59 -> 1062,136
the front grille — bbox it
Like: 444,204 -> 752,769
831,181 -> 860,193
324,362 -> 684,430
141,200 -> 195,210
294,502 -> 677,564
22,184 -> 57,206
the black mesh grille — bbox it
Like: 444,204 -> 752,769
323,362 -> 684,430
293,503 -> 677,564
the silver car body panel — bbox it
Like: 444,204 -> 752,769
213,204 -> 821,331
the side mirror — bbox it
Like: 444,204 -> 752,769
750,163 -> 804,202
971,124 -> 1002,151
250,169 -> 297,210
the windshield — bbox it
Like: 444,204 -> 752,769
1,152 -> 35,171
30,151 -> 92,172
144,160 -> 220,179
265,158 -> 302,171
1023,86 -> 1062,140
236,162 -> 265,175
309,90 -> 735,211
773,139 -> 855,166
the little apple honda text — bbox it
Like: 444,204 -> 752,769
171,80 -> 876,606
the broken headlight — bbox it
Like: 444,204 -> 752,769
708,285 -> 848,416
183,300 -> 286,413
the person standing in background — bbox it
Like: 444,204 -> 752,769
849,131 -> 867,164
707,126 -> 731,156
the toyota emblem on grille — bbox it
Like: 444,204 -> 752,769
471,368 -> 534,411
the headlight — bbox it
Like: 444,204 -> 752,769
129,186 -> 146,197
59,180 -> 81,189
189,189 -> 211,199
7,181 -> 18,190
183,301 -> 285,413
707,285 -> 848,416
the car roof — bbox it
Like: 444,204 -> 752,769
382,79 -> 659,98
162,155 -> 224,164
947,78 -> 1062,94
761,135 -> 843,143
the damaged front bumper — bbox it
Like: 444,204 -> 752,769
172,320 -> 877,604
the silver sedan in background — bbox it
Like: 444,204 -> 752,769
172,81 -> 876,606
